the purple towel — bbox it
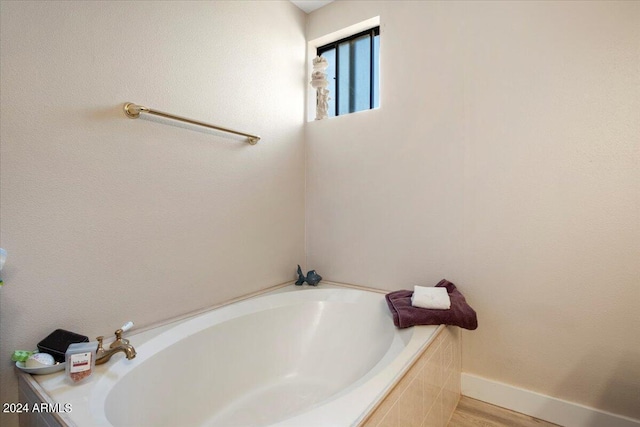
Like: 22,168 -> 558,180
385,279 -> 478,330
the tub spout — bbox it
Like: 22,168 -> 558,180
95,336 -> 136,365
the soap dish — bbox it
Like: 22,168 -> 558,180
15,361 -> 65,375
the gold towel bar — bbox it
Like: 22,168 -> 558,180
123,102 -> 261,145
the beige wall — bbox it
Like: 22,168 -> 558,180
306,0 -> 640,420
0,1 -> 305,424
1,1 -> 638,424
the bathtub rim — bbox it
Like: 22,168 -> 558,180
19,280 -> 444,427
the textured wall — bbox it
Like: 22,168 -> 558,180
306,1 -> 640,419
0,2 -> 305,425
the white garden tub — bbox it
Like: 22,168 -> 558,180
26,285 -> 440,427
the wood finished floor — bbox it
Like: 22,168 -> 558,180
448,397 -> 562,427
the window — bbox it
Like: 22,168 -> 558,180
317,26 -> 380,117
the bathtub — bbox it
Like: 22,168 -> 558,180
19,284 -> 454,427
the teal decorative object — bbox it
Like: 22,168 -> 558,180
295,265 -> 306,286
295,265 -> 323,286
305,270 -> 322,286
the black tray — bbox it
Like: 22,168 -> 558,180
37,329 -> 89,363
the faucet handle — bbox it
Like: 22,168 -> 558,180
96,336 -> 108,358
120,321 -> 134,333
111,330 -> 128,348
109,321 -> 134,349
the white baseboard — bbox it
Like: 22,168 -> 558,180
461,373 -> 640,427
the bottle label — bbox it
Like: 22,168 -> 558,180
69,352 -> 91,373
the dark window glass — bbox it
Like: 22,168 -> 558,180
317,27 -> 380,117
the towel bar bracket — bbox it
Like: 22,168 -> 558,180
123,102 -> 148,119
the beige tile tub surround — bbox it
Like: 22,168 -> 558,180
360,326 -> 461,427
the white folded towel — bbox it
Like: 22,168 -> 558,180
411,286 -> 451,310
